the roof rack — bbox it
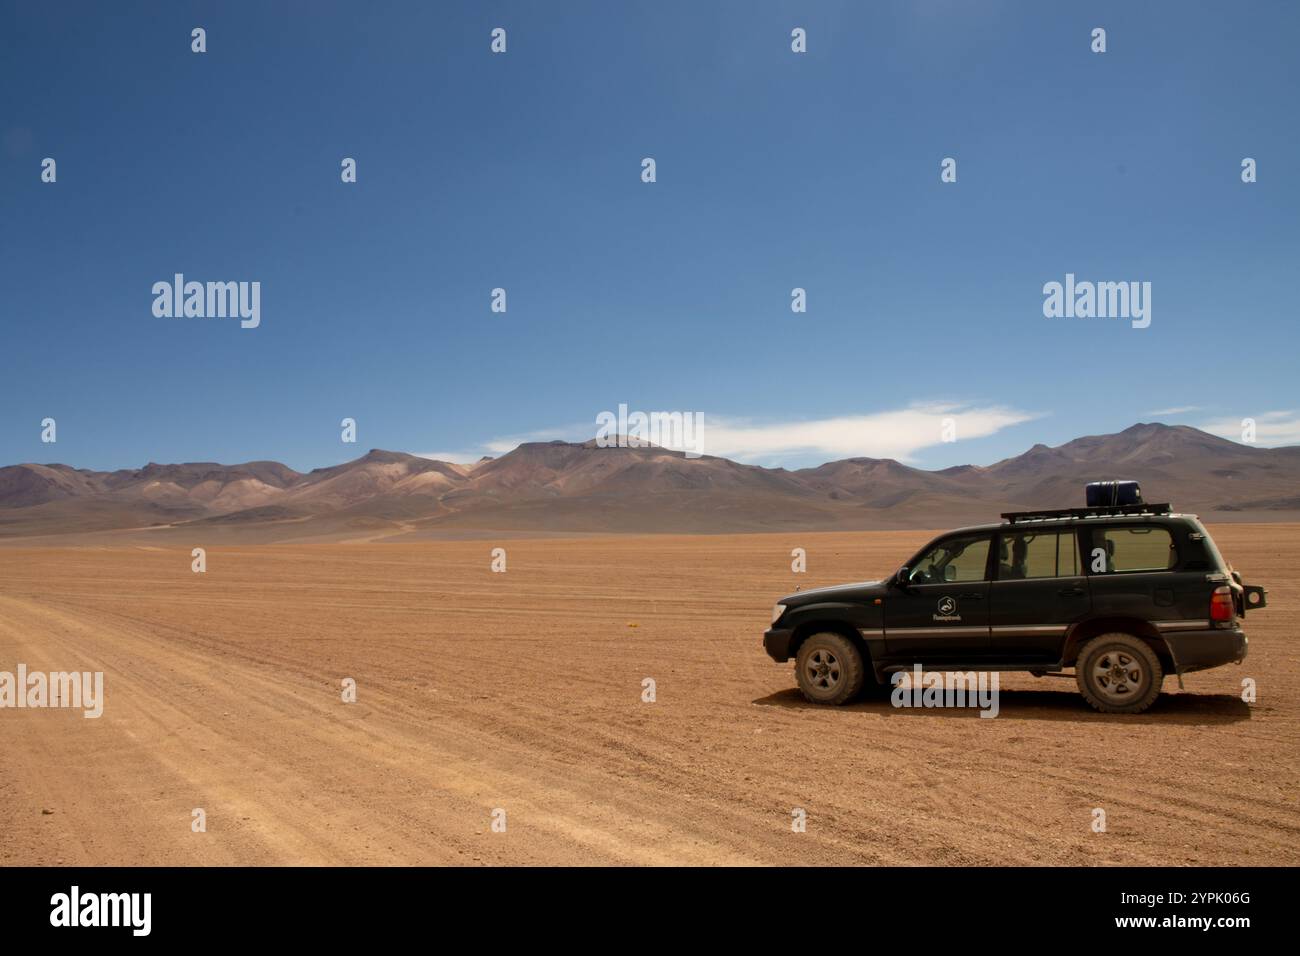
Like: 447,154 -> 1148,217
1001,503 -> 1172,524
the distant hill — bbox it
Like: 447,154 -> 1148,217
2,424 -> 1297,542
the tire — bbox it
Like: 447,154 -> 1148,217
795,632 -> 866,705
1075,633 -> 1163,714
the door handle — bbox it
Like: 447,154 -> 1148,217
1058,586 -> 1085,596
959,592 -> 984,600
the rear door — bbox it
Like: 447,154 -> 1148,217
1082,523 -> 1189,627
989,527 -> 1089,662
884,532 -> 993,661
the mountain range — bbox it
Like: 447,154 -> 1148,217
2,423 -> 1298,542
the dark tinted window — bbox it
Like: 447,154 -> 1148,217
1092,526 -> 1176,573
997,530 -> 1078,580
1188,519 -> 1227,572
909,534 -> 991,584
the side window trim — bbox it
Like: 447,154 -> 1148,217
979,532 -> 996,582
993,532 -> 1010,581
1061,528 -> 1081,577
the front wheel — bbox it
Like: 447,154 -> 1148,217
795,632 -> 866,705
1075,633 -> 1163,714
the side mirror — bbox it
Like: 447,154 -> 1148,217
894,567 -> 910,588
943,565 -> 958,583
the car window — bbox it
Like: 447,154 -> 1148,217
997,530 -> 1079,580
1093,526 -> 1176,573
908,534 -> 991,584
1058,530 -> 1079,576
1188,518 -> 1227,572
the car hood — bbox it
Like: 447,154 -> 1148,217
778,580 -> 888,608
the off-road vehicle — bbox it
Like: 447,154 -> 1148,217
763,483 -> 1267,713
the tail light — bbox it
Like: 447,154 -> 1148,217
1210,586 -> 1234,622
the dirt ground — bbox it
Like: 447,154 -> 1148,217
1,525 -> 1297,866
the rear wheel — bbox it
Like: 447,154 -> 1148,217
1075,633 -> 1162,714
795,632 -> 866,705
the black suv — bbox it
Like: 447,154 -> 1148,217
763,498 -> 1267,713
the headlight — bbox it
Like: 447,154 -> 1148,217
772,604 -> 786,625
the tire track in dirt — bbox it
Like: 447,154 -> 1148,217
2,529 -> 1296,866
0,596 -> 765,864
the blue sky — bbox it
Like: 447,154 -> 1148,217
2,0 -> 1297,472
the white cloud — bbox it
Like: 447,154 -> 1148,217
1197,410 -> 1300,447
1146,405 -> 1201,416
419,402 -> 1042,465
699,403 -> 1042,463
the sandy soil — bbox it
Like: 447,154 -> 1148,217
1,525 -> 1297,866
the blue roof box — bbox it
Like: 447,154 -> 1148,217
1086,480 -> 1143,507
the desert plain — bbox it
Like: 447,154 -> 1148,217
1,524 -> 1297,866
